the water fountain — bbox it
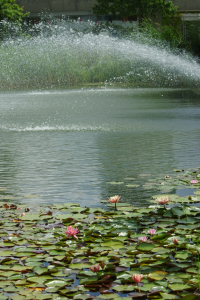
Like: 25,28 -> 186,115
0,20 -> 200,207
0,20 -> 200,90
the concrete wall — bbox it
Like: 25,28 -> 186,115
15,0 -> 200,17
16,0 -> 96,16
173,0 -> 200,11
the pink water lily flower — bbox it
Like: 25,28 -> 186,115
90,264 -> 100,273
108,195 -> 121,211
132,274 -> 143,283
148,229 -> 156,235
191,179 -> 198,184
139,236 -> 147,242
156,196 -> 170,205
172,238 -> 179,245
108,195 -> 121,203
64,226 -> 80,239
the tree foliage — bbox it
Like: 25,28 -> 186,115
0,0 -> 28,22
93,0 -> 178,21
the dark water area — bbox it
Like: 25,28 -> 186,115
0,87 -> 200,207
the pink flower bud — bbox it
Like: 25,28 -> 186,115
172,238 -> 179,245
138,236 -> 147,242
132,274 -> 143,283
148,229 -> 156,235
90,264 -> 100,273
101,261 -> 105,269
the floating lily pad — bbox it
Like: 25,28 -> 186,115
107,182 -> 124,185
125,184 -> 140,188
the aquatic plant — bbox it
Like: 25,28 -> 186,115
132,273 -> 144,283
64,225 -> 80,239
108,195 -> 121,210
0,167 -> 200,298
89,264 -> 100,273
156,195 -> 171,205
138,236 -> 148,242
148,229 -> 156,235
191,179 -> 198,184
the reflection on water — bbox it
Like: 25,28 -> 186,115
0,88 -> 200,207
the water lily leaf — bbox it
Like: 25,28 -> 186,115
139,283 -> 160,292
107,182 -> 124,185
73,294 -> 96,300
79,277 -> 98,285
100,241 -> 124,248
113,285 -> 135,292
53,203 -> 78,210
175,252 -> 189,260
125,185 -> 140,188
124,213 -> 143,218
0,196 -> 15,200
171,207 -> 185,217
30,295 -> 52,300
181,295 -> 197,300
186,268 -> 197,274
160,293 -> 180,299
151,232 -> 170,240
27,276 -> 52,283
136,243 -> 155,251
45,286 -> 61,293
68,207 -> 88,213
69,263 -> 92,269
9,296 -> 26,300
0,250 -> 14,256
15,279 -> 28,286
151,247 -> 171,254
97,294 -> 120,299
21,214 -> 41,221
12,265 -> 33,272
0,295 -> 8,300
168,283 -> 193,291
72,214 -> 87,220
23,195 -> 39,198
45,279 -> 68,287
0,271 -> 18,277
148,271 -> 167,281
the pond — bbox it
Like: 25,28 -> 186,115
0,87 -> 200,207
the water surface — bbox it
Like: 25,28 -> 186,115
0,88 -> 200,207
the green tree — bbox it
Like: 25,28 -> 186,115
93,0 -> 178,21
0,0 -> 28,22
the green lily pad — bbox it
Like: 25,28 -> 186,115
107,182 -> 124,185
148,271 -> 167,280
136,243 -> 155,251
168,283 -> 194,291
125,184 -> 140,188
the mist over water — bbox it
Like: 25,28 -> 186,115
0,20 -> 200,90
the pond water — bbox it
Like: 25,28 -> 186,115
0,87 -> 200,207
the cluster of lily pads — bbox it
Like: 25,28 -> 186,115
1,168 -> 200,299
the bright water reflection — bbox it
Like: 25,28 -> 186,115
0,88 -> 200,207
